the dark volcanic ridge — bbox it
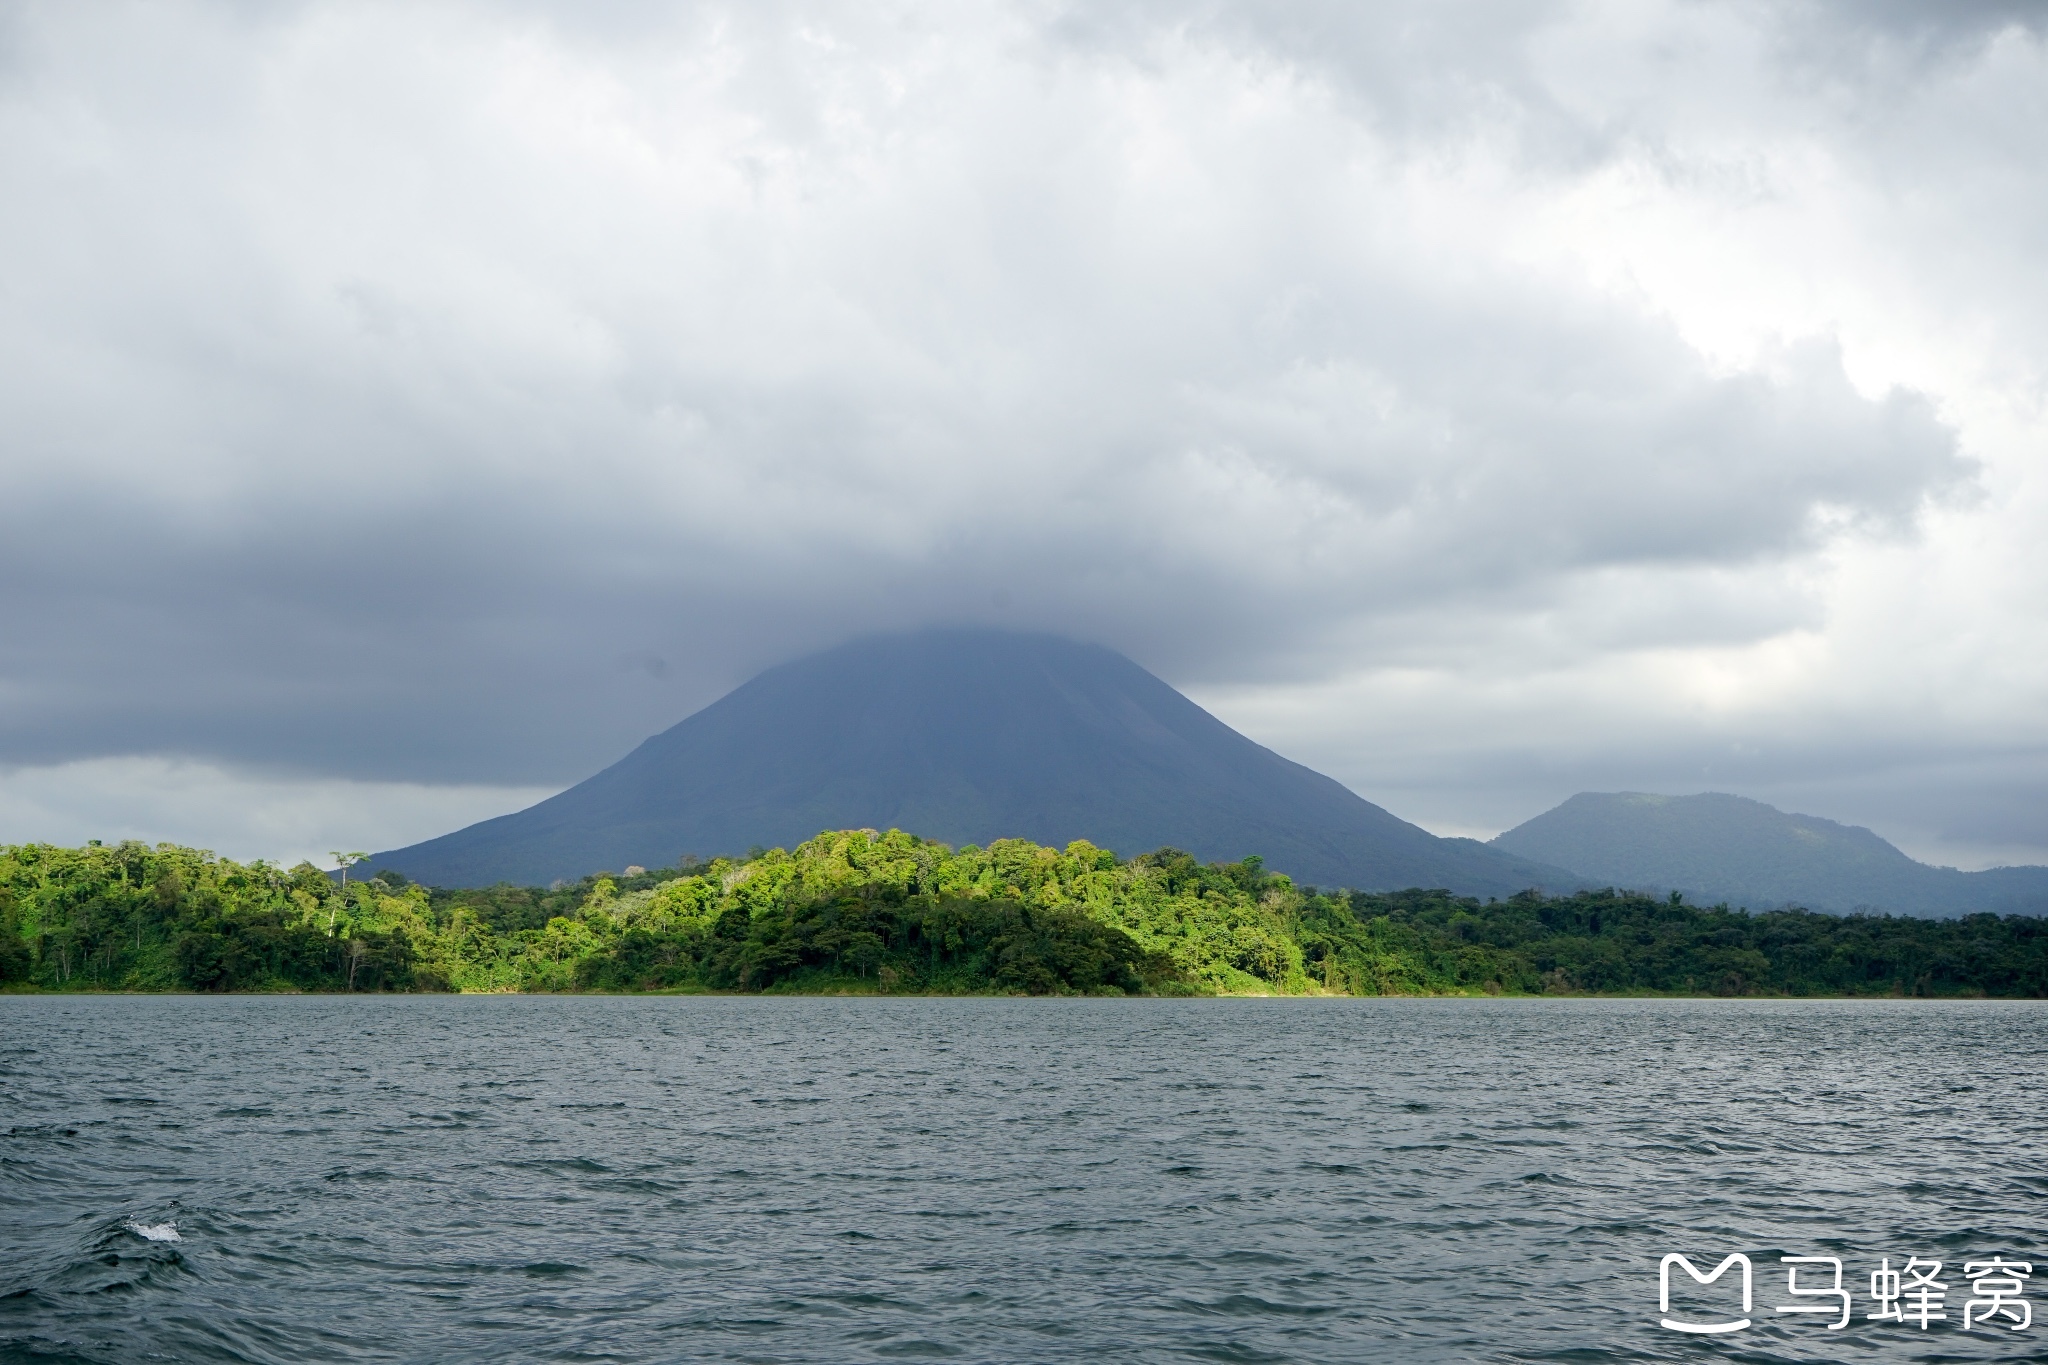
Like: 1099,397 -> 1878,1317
1491,790 -> 2048,918
373,628 -> 1579,896
373,630 -> 2046,917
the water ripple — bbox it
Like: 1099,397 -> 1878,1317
0,997 -> 2041,1362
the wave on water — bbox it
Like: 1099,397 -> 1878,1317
6,997 -> 2044,1364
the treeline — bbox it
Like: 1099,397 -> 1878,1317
2,831 -> 2043,996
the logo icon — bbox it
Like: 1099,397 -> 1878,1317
1660,1253 -> 1753,1335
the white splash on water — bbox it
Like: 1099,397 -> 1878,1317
125,1220 -> 181,1242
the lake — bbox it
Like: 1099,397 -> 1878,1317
2,996 -> 2041,1362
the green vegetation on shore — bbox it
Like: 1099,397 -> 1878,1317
2,830 -> 2043,997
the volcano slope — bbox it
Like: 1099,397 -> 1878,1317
372,628 -> 1579,895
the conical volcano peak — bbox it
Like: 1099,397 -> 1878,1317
372,628 -> 1571,894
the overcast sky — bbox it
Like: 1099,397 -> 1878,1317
3,0 -> 2044,870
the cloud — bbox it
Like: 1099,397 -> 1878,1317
0,757 -> 551,869
0,1 -> 2040,861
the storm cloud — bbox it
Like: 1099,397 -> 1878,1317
1,0 -> 2042,867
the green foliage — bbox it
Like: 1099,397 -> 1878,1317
1356,887 -> 2048,997
1,831 -> 2042,996
0,841 -> 434,992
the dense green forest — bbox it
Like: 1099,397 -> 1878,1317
2,829 -> 2043,996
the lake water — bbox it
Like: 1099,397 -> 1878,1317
1,997 -> 2042,1363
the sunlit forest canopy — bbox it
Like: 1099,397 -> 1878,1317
2,830 -> 2043,997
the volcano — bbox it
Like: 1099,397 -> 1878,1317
371,628 -> 1579,893
1491,790 -> 2048,917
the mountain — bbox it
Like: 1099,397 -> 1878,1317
1490,791 -> 2048,917
372,628 -> 1581,894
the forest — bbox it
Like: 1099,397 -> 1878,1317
2,829 -> 2043,997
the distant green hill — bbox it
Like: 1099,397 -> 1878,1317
1490,791 -> 2048,917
